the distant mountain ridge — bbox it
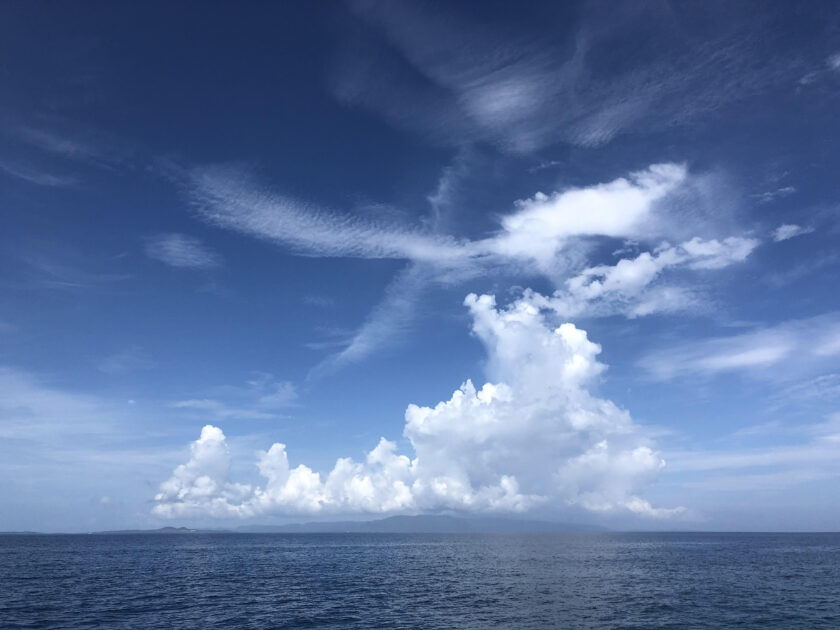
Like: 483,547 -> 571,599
235,515 -> 605,534
2,515 -> 606,535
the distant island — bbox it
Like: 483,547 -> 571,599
2,515 -> 607,536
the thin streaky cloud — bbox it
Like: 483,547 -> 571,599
309,263 -> 430,377
169,374 -> 298,421
18,249 -> 132,291
13,125 -> 103,161
97,348 -> 156,375
0,160 -> 78,187
639,314 -> 840,381
187,165 -> 470,263
752,186 -> 796,204
144,233 -> 222,269
661,417 -> 840,492
336,1 -> 809,152
169,399 -> 280,421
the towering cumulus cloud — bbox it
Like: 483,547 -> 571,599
154,293 -> 683,519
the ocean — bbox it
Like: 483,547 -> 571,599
1,532 -> 838,628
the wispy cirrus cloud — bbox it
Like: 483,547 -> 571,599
309,263 -> 430,377
144,233 -> 222,269
185,162 -> 710,272
639,314 -> 840,381
7,121 -> 136,171
775,374 -> 840,404
15,248 -> 132,291
170,399 -> 280,421
97,347 -> 156,375
170,374 -> 297,421
799,51 -> 840,85
752,186 -> 796,204
663,415 -> 840,496
13,124 -> 103,161
187,165 -> 468,262
183,161 -> 758,367
0,365 -> 187,530
0,159 -> 78,187
333,1 -> 810,152
0,367 -> 114,442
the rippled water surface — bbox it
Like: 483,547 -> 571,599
1,532 -> 838,629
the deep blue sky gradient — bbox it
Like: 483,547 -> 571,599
1,1 -> 839,531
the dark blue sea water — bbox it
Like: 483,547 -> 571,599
1,532 -> 838,629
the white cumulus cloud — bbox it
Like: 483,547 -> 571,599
154,291 -> 683,519
489,163 -> 688,272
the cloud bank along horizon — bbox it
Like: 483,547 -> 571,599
154,162 -> 761,520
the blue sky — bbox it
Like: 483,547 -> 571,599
1,1 -> 839,532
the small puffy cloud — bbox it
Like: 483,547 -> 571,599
520,236 -> 758,319
154,291 -> 682,519
145,233 -> 221,269
678,237 -> 758,269
772,224 -> 814,242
